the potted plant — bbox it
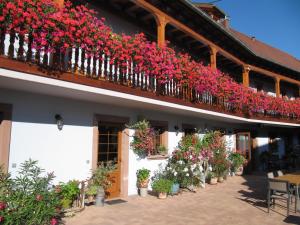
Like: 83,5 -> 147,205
59,180 -> 80,209
208,171 -> 218,185
229,152 -> 246,176
85,184 -> 98,202
151,178 -> 173,199
158,145 -> 168,156
89,161 -> 116,207
136,168 -> 151,197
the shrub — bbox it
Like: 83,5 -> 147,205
151,178 -> 173,194
0,159 -> 60,225
58,180 -> 80,209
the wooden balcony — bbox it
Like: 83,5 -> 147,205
0,32 -> 299,125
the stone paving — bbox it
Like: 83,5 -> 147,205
64,175 -> 300,225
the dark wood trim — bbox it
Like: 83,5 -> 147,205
0,103 -> 12,172
95,114 -> 130,125
148,120 -> 168,128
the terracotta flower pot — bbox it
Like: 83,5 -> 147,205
87,195 -> 94,202
209,177 -> 218,185
139,179 -> 149,188
158,192 -> 167,199
218,177 -> 224,183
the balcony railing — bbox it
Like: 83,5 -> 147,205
0,31 -> 298,124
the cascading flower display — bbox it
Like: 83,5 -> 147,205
0,0 -> 300,120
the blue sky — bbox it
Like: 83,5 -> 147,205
193,0 -> 300,59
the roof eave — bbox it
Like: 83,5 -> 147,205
180,0 -> 300,74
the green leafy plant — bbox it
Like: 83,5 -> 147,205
0,165 -> 10,197
207,171 -> 216,180
151,178 -> 173,194
136,168 -> 150,188
157,145 -> 168,155
59,180 -> 80,209
229,152 -> 246,172
85,184 -> 98,196
91,161 -> 116,190
0,159 -> 60,225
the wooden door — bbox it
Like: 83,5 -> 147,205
236,132 -> 252,172
98,123 -> 122,199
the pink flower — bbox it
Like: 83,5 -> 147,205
0,202 -> 6,210
51,218 -> 58,225
36,194 -> 43,201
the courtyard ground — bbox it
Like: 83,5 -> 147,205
64,175 -> 300,225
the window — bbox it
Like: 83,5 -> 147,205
98,123 -> 121,165
149,120 -> 168,156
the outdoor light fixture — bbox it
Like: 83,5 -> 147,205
174,125 -> 179,136
55,114 -> 64,131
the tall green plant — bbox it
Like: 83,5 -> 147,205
0,159 -> 60,225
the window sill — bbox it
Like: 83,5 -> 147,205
147,154 -> 169,160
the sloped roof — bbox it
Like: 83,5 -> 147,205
182,1 -> 300,74
229,28 -> 300,73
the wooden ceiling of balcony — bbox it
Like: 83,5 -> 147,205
84,0 -> 300,82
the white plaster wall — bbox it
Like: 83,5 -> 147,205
0,88 -> 251,195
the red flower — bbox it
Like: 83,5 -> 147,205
36,194 -> 43,201
0,202 -> 6,210
0,216 -> 4,222
51,218 -> 58,225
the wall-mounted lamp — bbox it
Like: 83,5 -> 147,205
174,125 -> 179,136
55,114 -> 63,131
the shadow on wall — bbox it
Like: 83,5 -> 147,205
0,88 -> 241,132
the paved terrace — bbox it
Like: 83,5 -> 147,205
65,175 -> 300,225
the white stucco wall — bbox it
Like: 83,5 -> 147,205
1,88 -> 242,195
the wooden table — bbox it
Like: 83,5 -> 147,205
275,173 -> 300,212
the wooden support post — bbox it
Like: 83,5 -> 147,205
154,14 -> 168,47
242,65 -> 250,87
275,77 -> 281,97
209,46 -> 217,70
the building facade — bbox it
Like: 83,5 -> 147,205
0,0 -> 299,198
